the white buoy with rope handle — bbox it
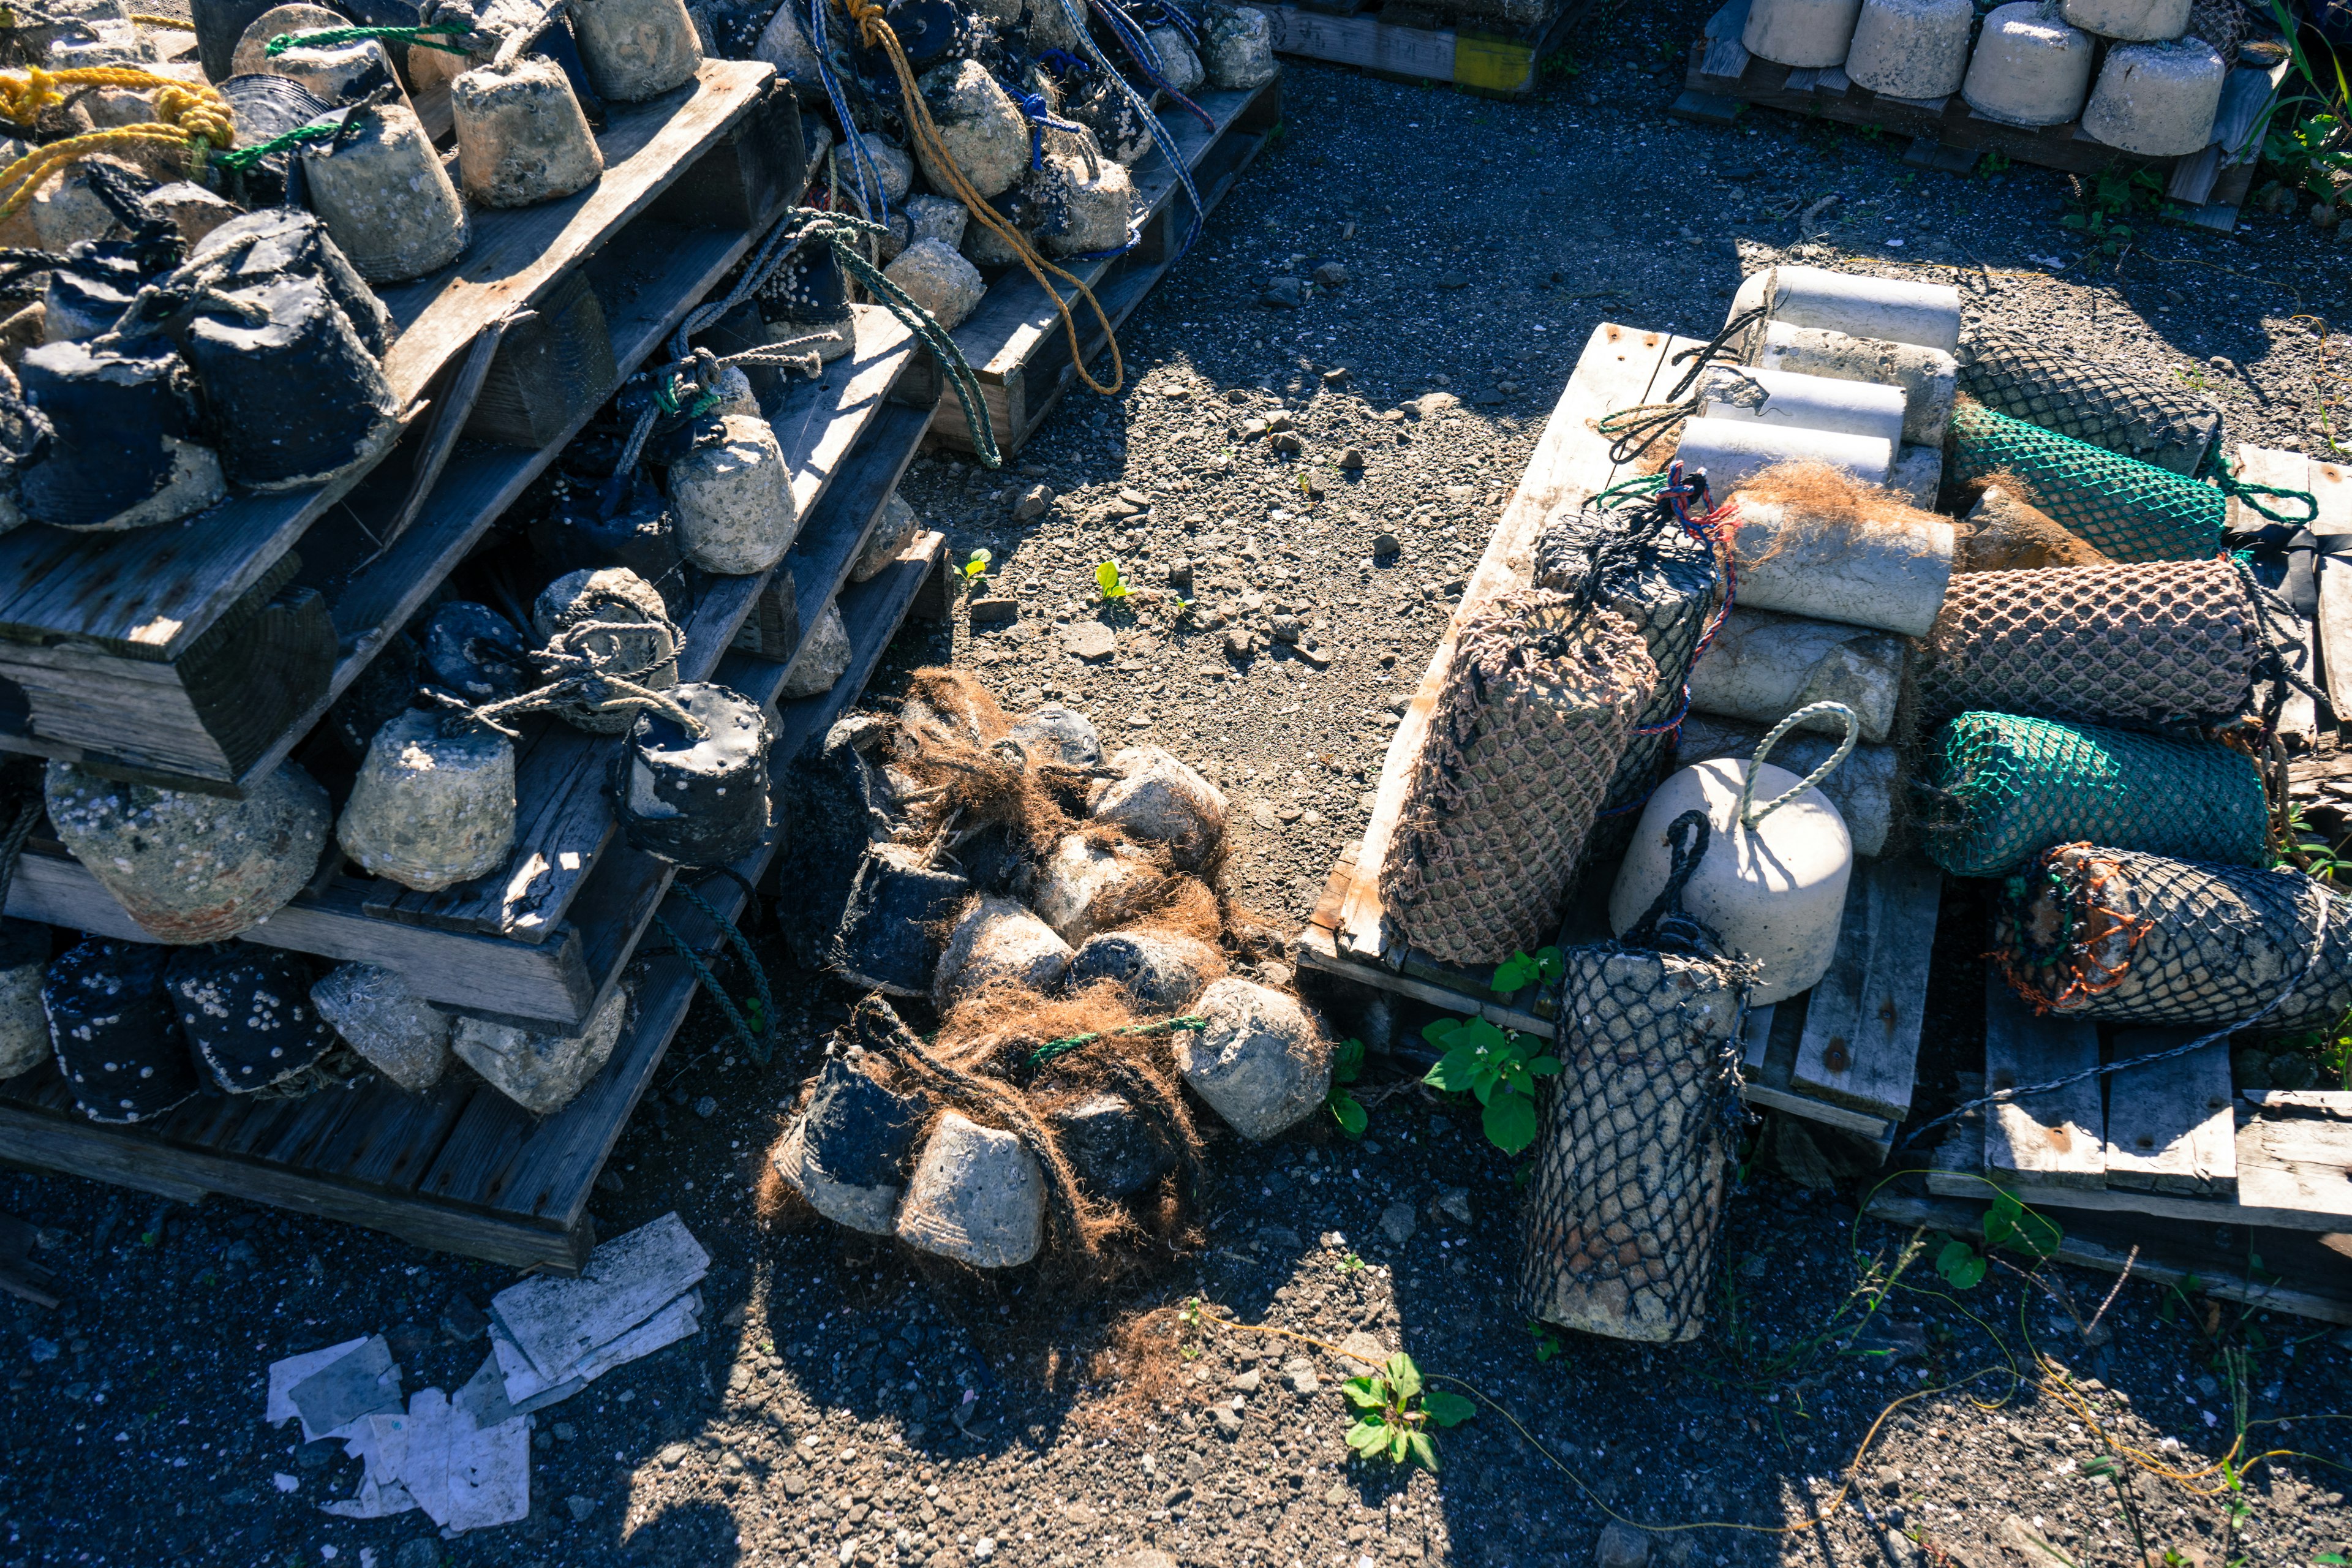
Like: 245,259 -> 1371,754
1608,703 -> 1858,1005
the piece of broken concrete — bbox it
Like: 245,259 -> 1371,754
450,983 -> 628,1115
1088,746 -> 1227,868
1176,978 -> 1334,1140
894,1110 -> 1046,1268
932,893 -> 1075,1009
1027,832 -> 1158,946
1062,927 -> 1224,1009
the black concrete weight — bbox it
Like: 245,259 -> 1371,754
183,207 -> 394,360
17,337 -> 221,531
610,680 -> 775,867
421,601 -> 534,705
830,843 -> 971,997
43,939 -> 200,1125
164,944 -> 338,1095
184,274 -> 399,491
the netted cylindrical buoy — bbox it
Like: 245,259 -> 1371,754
569,0 -> 701,100
1964,2 -> 2094,127
1922,712 -> 2266,878
1697,363 -> 1909,449
1728,263 -> 1963,354
1918,559 -> 2258,727
530,566 -> 683,733
1686,607 -> 1905,744
16,337 -> 223,532
915,58 -> 1028,200
1845,0 -> 1973,97
453,56 -> 605,208
2082,37 -> 2228,156
883,237 -> 986,332
338,709 -> 517,892
611,680 -> 773,867
1958,329 -> 2220,477
894,1110 -> 1046,1268
668,412 -> 795,574
1672,715 -> 1900,858
302,103 -> 470,282
1992,845 -> 2352,1035
933,895 -> 1074,1009
832,843 -> 971,997
1145,24 -> 1205,93
183,275 -> 401,491
1957,484 -> 2109,571
165,944 -> 338,1096
0,919 -> 48,1080
774,1046 -> 929,1232
1379,590 -> 1659,966
2062,0 -> 2192,39
1088,745 -> 1227,870
310,960 -> 451,1093
1725,486 -> 1954,638
43,939 -> 197,1125
1948,402 -> 2222,561
452,981 -> 628,1115
1741,0 -> 1864,66
1202,4 -> 1280,88
1678,415 -> 1893,492
1747,322 -> 1958,448
1611,725 -> 1856,1004
1521,941 -> 1749,1343
45,760 -> 330,944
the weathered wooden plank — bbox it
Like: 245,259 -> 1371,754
1981,969 -> 2106,1190
1261,3 -> 1456,80
2105,1031 -> 2236,1195
1789,857 -> 1939,1122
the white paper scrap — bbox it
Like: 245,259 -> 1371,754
494,1289 -> 703,1414
396,1389 -> 531,1533
489,1213 -> 707,1385
266,1338 -> 371,1428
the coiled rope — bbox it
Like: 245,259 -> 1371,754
2212,448 -> 2320,527
1594,305 -> 1768,466
0,70 -> 235,220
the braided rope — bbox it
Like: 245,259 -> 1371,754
674,880 -> 776,1060
806,0 -> 888,224
265,22 -> 474,56
0,793 -> 37,919
1089,0 -> 1214,132
1061,0 -> 1202,254
127,13 -> 197,28
458,617 -> 701,737
0,72 -> 235,216
650,910 -> 767,1057
2213,448 -> 2320,527
1028,1012 -> 1206,1067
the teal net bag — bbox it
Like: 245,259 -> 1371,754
1948,402 -> 2222,563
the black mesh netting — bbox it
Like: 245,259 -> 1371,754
1958,329 -> 2222,477
1992,843 -> 2352,1035
1948,402 -> 2223,562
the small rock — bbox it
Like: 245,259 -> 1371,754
1595,1521 -> 1650,1568
595,1169 -> 625,1194
1270,431 -> 1303,455
1336,1330 -> 1387,1377
1379,1202 -> 1416,1247
1324,1482 -> 1350,1506
1339,446 -> 1366,469
1166,557 -> 1194,590
693,1095 -> 717,1118
1060,621 -> 1117,660
969,597 -> 1020,627
1119,488 -> 1151,508
1223,627 -> 1256,661
1270,614 -> 1303,644
1275,804 -> 1303,823
1211,1402 -> 1243,1437
1295,643 -> 1331,669
1498,380 -> 1519,395
2208,355 -> 2237,374
394,1540 -> 440,1568
566,1495 -> 598,1523
438,1295 -> 489,1343
1286,1358 -> 1321,1394
1312,262 -> 1348,288
1875,1465 -> 1903,1496
1229,1368 -> 1262,1393
1436,274 -> 1468,290
1433,1186 -> 1472,1225
1250,799 -> 1280,829
1321,366 -> 1351,386
660,1443 -> 689,1469
1108,1552 -> 1182,1568
1014,483 -> 1054,521
1261,277 -> 1305,309
1372,530 -> 1400,556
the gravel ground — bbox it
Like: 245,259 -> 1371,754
7,22 -> 2352,1568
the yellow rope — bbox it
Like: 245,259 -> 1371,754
128,12 -> 200,27
837,0 -> 1123,397
0,71 -> 234,220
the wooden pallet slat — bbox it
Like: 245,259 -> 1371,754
1981,971 -> 2106,1191
2102,1031 -> 2236,1196
1789,857 -> 1938,1125
1259,0 -> 1589,98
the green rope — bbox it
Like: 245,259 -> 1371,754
816,213 -> 1002,469
1028,1014 -> 1208,1069
650,910 -> 769,1063
1588,471 -> 1669,508
673,880 -> 775,1060
209,119 -> 342,172
2213,452 -> 2320,527
265,22 -> 474,55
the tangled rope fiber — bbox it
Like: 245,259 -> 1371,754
443,618 -> 703,740
0,70 -> 235,219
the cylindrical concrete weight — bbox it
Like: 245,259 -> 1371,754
302,103 -> 469,282
1964,2 -> 2094,127
1727,498 -> 1954,638
1677,415 -> 1893,492
1697,364 -> 1908,448
165,944 -> 339,1095
532,474 -> 687,608
228,3 -> 346,76
183,274 -> 401,492
15,337 -> 224,532
1672,716 -> 1899,858
1200,4 -> 1279,89
914,59 -> 1029,201
2061,0 -> 2191,39
1751,325 -> 1958,447
1741,0 -> 1864,66
338,709 -> 518,892
1729,264 -> 1963,354
668,413 -> 794,574
530,565 -> 682,733
44,761 -> 331,943
311,960 -> 451,1093
421,600 -> 534,705
611,680 -> 773,867
0,920 -> 48,1080
453,56 -> 605,208
268,37 -> 413,113
2081,39 -> 2226,156
43,939 -> 197,1125
569,0 -> 701,100
1684,608 -> 1906,745
1845,0 -> 1973,97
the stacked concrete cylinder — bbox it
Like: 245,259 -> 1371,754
1845,0 -> 1975,97
1964,2 -> 2096,126
1742,0 -> 1864,66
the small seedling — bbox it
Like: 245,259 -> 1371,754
1335,1253 -> 1366,1274
1421,1016 -> 1559,1155
1525,1321 -> 1564,1364
1934,1189 -> 2062,1289
742,996 -> 767,1036
963,548 -> 992,582
1326,1036 -> 1368,1139
1095,560 -> 1132,600
1490,946 -> 1564,996
1341,1354 -> 1474,1472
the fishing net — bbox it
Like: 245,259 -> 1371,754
1917,559 -> 2259,729
1957,330 -> 2222,477
1947,402 -> 2223,562
1921,712 -> 2267,878
1381,589 -> 1658,966
1520,812 -> 1754,1344
1992,843 -> 2352,1036
2186,0 -> 2250,59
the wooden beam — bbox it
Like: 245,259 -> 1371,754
1790,857 -> 1939,1123
2105,1032 -> 2236,1196
1982,971 -> 2106,1190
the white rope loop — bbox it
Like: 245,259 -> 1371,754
1736,699 -> 1858,829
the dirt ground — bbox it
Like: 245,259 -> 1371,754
6,16 -> 2352,1568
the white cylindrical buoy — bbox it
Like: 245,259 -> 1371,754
1726,497 -> 1955,637
1749,321 -> 1958,447
1891,442 -> 1944,510
668,412 -> 795,574
311,960 -> 451,1093
1697,364 -> 1909,449
1741,0 -> 1864,65
337,709 -> 518,892
569,0 -> 702,102
1678,415 -> 1894,492
452,56 -> 605,208
1845,0 -> 1973,97
1610,705 -> 1858,1005
2060,0 -> 2191,40
1728,264 -> 1963,355
2081,38 -> 2227,156
1963,2 -> 2095,127
1685,607 -> 1907,745
1673,715 -> 1899,858
301,103 -> 469,283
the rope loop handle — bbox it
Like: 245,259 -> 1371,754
2214,450 -> 2319,527
1737,701 -> 1857,829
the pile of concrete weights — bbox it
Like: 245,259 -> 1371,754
767,673 -> 1335,1272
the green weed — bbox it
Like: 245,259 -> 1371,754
1489,946 -> 1563,997
1094,560 -> 1132,600
1934,1188 -> 2062,1289
1420,1016 -> 1559,1155
962,548 -> 992,582
1341,1353 -> 1475,1472
1327,1036 -> 1368,1139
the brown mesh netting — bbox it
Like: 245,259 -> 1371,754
1381,590 -> 1657,965
1917,559 -> 2258,729
1958,329 -> 2223,477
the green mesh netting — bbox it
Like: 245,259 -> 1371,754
1922,712 -> 2267,878
1948,402 -> 2223,563
1958,330 -> 2222,477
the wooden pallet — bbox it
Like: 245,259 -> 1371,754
0,532 -> 948,1274
3,305 -> 934,1032
0,59 -> 800,792
919,78 -> 1280,459
1259,0 -> 1588,99
2233,444 -> 2352,728
1672,0 -> 2288,233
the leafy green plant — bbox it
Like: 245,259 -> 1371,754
1978,148 -> 2012,178
1095,560 -> 1131,600
1490,946 -> 1564,996
1525,1321 -> 1564,1363
2060,168 -> 2169,263
1934,1189 -> 2062,1289
1335,1253 -> 1366,1273
1341,1354 -> 1474,1472
2273,796 -> 2345,882
962,548 -> 992,582
1326,1036 -> 1368,1139
1420,1016 -> 1559,1155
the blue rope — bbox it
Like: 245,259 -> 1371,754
1037,47 -> 1090,74
1012,90 -> 1090,170
807,0 -> 889,224
1054,0 -> 1205,256
1091,0 -> 1214,131
1065,212 -> 1145,260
